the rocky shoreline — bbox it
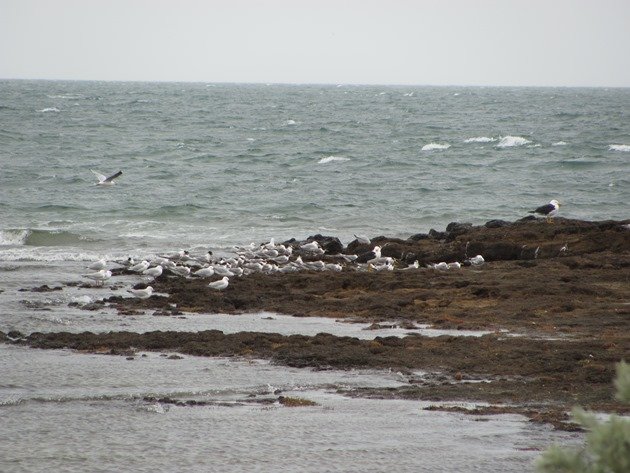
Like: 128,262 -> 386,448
4,217 -> 630,430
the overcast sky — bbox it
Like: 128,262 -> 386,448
1,0 -> 629,87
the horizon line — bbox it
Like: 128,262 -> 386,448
1,76 -> 629,89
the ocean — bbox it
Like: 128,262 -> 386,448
1,80 -> 627,471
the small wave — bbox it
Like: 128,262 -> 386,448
421,143 -> 451,151
609,144 -> 630,152
463,136 -> 496,143
0,229 -> 96,247
552,141 -> 568,146
496,136 -> 531,148
0,248 -> 105,262
318,156 -> 350,164
284,119 -> 297,126
47,94 -> 82,99
37,107 -> 61,113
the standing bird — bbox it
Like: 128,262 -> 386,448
82,269 -> 112,286
91,169 -> 123,186
529,199 -> 560,223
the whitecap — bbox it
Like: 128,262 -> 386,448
609,144 -> 630,152
463,136 -> 496,143
318,156 -> 350,164
284,119 -> 296,126
46,94 -> 82,99
38,107 -> 60,113
552,141 -> 568,146
421,143 -> 451,151
496,136 -> 531,148
0,229 -> 29,246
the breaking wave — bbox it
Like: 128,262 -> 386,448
496,136 -> 531,148
37,107 -> 61,113
463,136 -> 496,143
421,143 -> 451,151
318,156 -> 350,164
0,229 -> 97,247
609,144 -> 630,152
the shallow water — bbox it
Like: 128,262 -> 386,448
0,345 -> 581,473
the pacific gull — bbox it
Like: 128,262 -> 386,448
529,199 -> 560,223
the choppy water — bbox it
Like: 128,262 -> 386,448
4,80 -> 628,471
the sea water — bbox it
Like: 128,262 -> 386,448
2,80 -> 627,471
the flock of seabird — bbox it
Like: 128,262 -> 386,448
84,172 -> 561,298
81,236 -> 489,298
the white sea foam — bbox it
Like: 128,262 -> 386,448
318,156 -> 350,164
47,94 -> 81,99
609,144 -> 630,152
422,143 -> 451,151
71,295 -> 93,305
463,136 -> 496,143
38,107 -> 60,113
0,247 -> 107,262
496,136 -> 531,148
0,229 -> 29,246
552,141 -> 568,146
284,119 -> 297,126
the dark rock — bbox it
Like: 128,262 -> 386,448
428,229 -> 447,240
446,222 -> 473,235
408,233 -> 430,241
32,285 -> 63,292
355,249 -> 377,264
485,219 -> 511,228
305,234 -> 343,254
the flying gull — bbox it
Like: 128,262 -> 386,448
529,199 -> 560,223
91,169 -> 123,186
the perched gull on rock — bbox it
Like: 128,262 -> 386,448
209,276 -> 229,290
354,234 -> 371,245
129,260 -> 150,272
193,267 -> 215,278
466,255 -> 485,266
300,241 -> 321,252
87,258 -> 107,271
529,199 -> 560,223
91,169 -> 123,186
83,269 -> 112,286
128,286 -> 153,299
142,265 -> 163,279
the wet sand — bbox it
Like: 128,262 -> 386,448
4,217 -> 630,430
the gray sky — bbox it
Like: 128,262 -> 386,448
2,0 -> 629,87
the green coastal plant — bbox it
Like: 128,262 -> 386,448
536,361 -> 630,473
